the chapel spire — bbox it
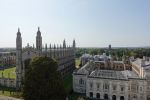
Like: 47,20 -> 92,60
36,27 -> 42,53
63,39 -> 66,48
73,39 -> 76,49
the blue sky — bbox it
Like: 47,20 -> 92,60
0,0 -> 150,47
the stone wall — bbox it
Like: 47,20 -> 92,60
0,78 -> 16,88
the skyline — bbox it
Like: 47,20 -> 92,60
1,0 -> 150,48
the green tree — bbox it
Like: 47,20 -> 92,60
23,57 -> 66,100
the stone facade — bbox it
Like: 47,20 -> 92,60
16,27 -> 76,89
73,54 -> 150,100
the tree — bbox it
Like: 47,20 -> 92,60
23,57 -> 66,100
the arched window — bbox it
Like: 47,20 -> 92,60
89,92 -> 93,98
147,96 -> 150,100
96,93 -> 100,99
104,94 -> 108,100
120,96 -> 124,100
112,95 -> 116,100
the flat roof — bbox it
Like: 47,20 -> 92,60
89,70 -> 141,80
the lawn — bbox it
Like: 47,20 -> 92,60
0,67 -> 16,79
0,86 -> 22,98
0,90 -> 22,98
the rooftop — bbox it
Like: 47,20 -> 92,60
132,58 -> 150,71
89,70 -> 141,80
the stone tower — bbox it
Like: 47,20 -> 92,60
16,28 -> 22,89
36,27 -> 42,55
73,39 -> 76,49
63,39 -> 66,48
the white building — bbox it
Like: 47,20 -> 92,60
73,54 -> 150,100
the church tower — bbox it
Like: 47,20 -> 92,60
73,39 -> 76,49
16,28 -> 22,89
63,39 -> 66,48
36,27 -> 42,55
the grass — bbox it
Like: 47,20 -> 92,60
0,86 -> 22,98
0,67 -> 22,98
0,67 -> 16,79
75,58 -> 80,69
0,90 -> 12,96
0,90 -> 22,98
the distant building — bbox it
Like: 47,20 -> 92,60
109,44 -> 111,50
73,53 -> 150,100
0,52 -> 16,68
16,27 -> 76,89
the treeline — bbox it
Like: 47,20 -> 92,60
76,48 -> 150,59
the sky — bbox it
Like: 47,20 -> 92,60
0,0 -> 150,48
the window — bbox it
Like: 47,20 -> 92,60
121,87 -> 124,91
133,95 -> 137,99
140,87 -> 142,91
140,95 -> 143,99
128,86 -> 130,90
90,82 -> 93,90
113,85 -> 116,91
79,78 -> 84,85
148,86 -> 150,90
103,83 -> 109,90
137,86 -> 139,92
97,83 -> 100,90
120,86 -> 124,91
128,95 -> 130,100
96,93 -> 100,98
89,92 -> 93,98
28,51 -> 30,55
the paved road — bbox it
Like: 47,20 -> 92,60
0,96 -> 21,100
